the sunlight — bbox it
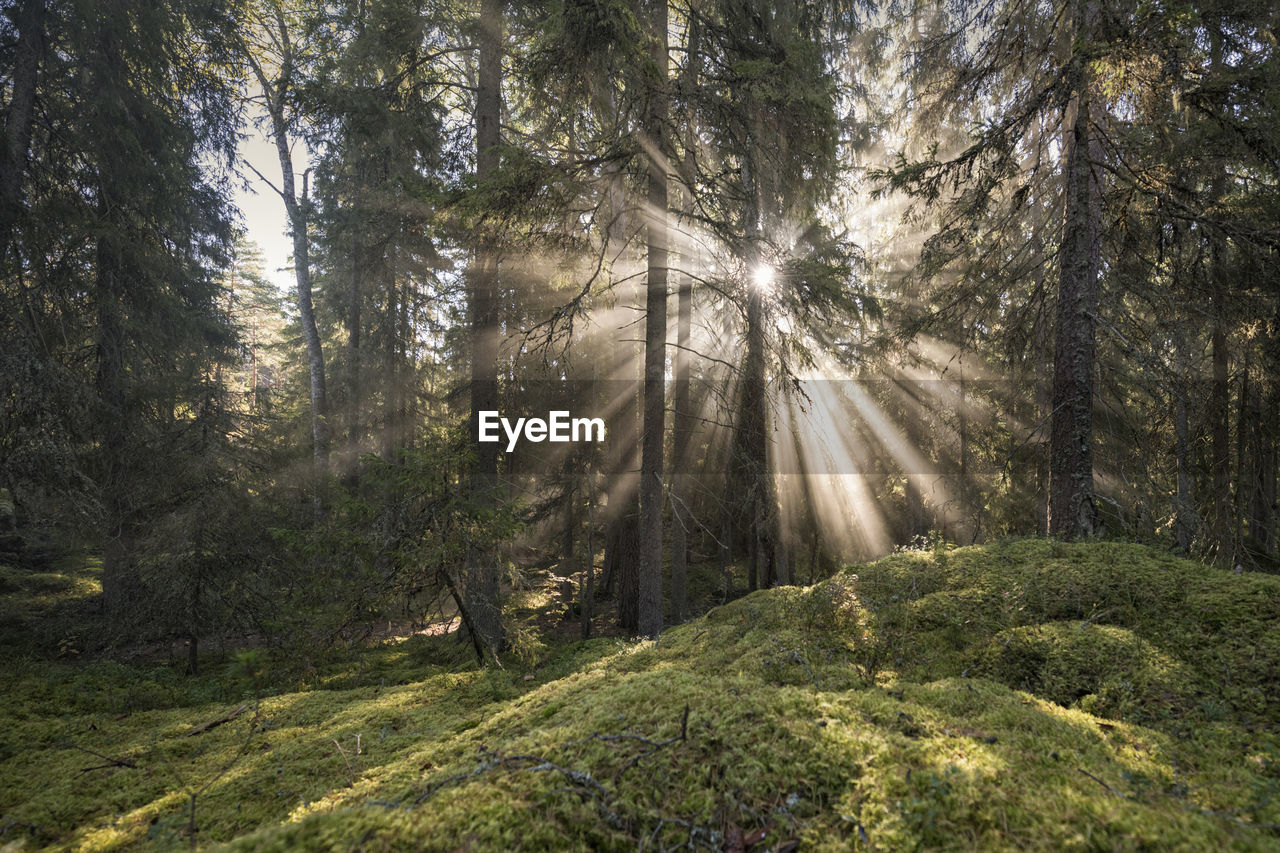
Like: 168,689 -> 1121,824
751,263 -> 775,293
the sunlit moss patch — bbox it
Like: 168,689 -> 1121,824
2,541 -> 1278,850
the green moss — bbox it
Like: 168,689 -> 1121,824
973,622 -> 1197,721
0,554 -> 103,655
2,540 -> 1278,850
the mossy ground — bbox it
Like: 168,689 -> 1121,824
2,540 -> 1278,850
0,552 -> 103,657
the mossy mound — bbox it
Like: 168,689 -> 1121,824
1,540 -> 1277,850
848,539 -> 1280,726
974,622 -> 1196,720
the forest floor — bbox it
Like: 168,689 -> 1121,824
1,539 -> 1279,851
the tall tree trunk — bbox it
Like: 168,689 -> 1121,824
1205,20 -> 1232,567
669,9 -> 700,623
399,261 -> 412,451
1262,387 -> 1279,555
1174,374 -> 1196,553
636,0 -> 669,640
250,318 -> 259,411
0,0 -> 44,265
1236,347 -> 1251,555
462,0 -> 507,657
346,235 -> 362,466
740,280 -> 769,590
669,260 -> 691,620
958,355 -> 969,540
1210,314 -> 1231,564
1246,359 -> 1270,553
1048,0 -> 1101,539
600,87 -> 640,631
278,156 -> 327,470
97,206 -> 133,618
248,19 -> 329,472
92,22 -> 137,621
731,124 -> 775,590
383,250 -> 398,458
580,491 -> 595,639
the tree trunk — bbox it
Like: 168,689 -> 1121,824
248,15 -> 329,472
1206,21 -> 1232,567
281,153 -> 328,471
719,512 -> 733,601
346,235 -> 362,466
399,262 -> 412,451
1246,362 -> 1271,552
92,19 -> 139,623
636,0 -> 669,640
958,356 -> 969,541
1174,377 -> 1196,553
740,282 -> 769,591
1236,347 -> 1251,555
1210,310 -> 1231,565
97,208 -> 134,619
600,85 -> 640,631
0,0 -> 44,266
580,494 -> 594,639
731,127 -> 775,590
462,0 -> 507,658
1048,0 -> 1101,539
669,11 -> 700,623
1262,388 -> 1279,555
383,249 -> 398,458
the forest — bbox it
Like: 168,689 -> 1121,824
1,0 -> 1278,849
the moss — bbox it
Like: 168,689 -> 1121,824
2,540 -> 1278,850
0,553 -> 103,654
848,539 -> 1280,724
973,622 -> 1197,721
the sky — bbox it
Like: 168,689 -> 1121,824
231,119 -> 311,294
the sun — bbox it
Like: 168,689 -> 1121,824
751,263 -> 775,292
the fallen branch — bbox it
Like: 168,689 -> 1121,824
333,738 -> 357,787
412,707 -> 702,848
1077,767 -> 1129,799
1079,767 -> 1280,835
589,704 -> 690,783
70,744 -> 137,773
187,704 -> 248,737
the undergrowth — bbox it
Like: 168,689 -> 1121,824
1,539 -> 1277,851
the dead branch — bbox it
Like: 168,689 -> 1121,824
187,703 -> 248,737
69,744 -> 137,772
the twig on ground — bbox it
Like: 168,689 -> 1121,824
187,703 -> 248,737
333,738 -> 357,787
68,744 -> 138,772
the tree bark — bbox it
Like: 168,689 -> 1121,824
636,0 -> 669,640
1205,20 -> 1232,566
580,493 -> 594,638
1245,358 -> 1271,553
1209,301 -> 1232,566
383,249 -> 398,458
249,29 -> 330,471
462,0 -> 507,657
288,169 -> 329,471
92,19 -> 138,621
669,9 -> 700,624
1048,0 -> 1101,539
599,83 -> 640,630
1236,347 -> 1250,554
346,235 -> 362,466
1174,374 -> 1196,553
0,0 -> 44,266
97,203 -> 133,618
